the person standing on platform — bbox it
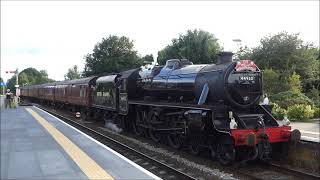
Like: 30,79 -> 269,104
5,89 -> 13,108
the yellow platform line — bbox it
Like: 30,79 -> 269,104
25,108 -> 114,180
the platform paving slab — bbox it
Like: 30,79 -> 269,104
1,106 -> 160,180
32,106 -> 160,180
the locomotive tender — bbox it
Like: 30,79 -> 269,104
20,52 -> 300,165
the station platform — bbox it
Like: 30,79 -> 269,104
1,106 -> 160,180
290,121 -> 320,142
277,120 -> 319,142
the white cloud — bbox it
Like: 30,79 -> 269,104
1,1 -> 319,82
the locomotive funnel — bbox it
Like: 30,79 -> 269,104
217,51 -> 233,64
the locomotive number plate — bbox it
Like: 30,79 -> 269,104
239,76 -> 255,81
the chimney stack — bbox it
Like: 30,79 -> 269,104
217,51 -> 233,64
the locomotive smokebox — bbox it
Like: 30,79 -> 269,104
217,51 -> 233,64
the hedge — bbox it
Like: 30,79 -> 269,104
270,91 -> 314,109
287,104 -> 314,121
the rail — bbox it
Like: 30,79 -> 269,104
34,105 -> 197,180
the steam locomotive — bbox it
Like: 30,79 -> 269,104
20,52 -> 301,165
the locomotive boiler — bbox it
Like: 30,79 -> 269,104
138,52 -> 262,108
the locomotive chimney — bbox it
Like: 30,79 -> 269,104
217,51 -> 233,64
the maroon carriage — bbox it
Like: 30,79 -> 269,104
38,82 -> 56,103
54,77 -> 97,109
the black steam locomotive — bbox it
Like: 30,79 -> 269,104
21,52 -> 300,165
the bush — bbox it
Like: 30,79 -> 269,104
271,103 -> 287,119
287,104 -> 314,121
313,107 -> 320,118
306,87 -> 320,107
270,91 -> 314,109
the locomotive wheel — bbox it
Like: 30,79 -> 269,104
209,145 -> 217,160
217,144 -> 235,165
149,129 -> 161,142
148,109 -> 162,143
81,111 -> 87,121
189,143 -> 200,155
167,133 -> 182,149
132,111 -> 144,136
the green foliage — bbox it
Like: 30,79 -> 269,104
83,35 -> 143,77
64,65 -> 81,80
271,103 -> 287,119
141,54 -> 154,65
0,77 -> 4,95
236,45 -> 252,60
262,69 -> 280,94
288,72 -> 302,93
157,29 -> 221,65
306,87 -> 320,106
270,91 -> 314,109
251,32 -> 319,92
313,107 -> 320,118
287,104 -> 314,121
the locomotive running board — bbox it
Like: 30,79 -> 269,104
129,100 -> 212,111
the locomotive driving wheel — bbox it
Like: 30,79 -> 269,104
189,143 -> 200,155
132,111 -> 145,136
217,144 -> 235,165
166,117 -> 183,149
148,108 -> 162,142
167,133 -> 182,149
189,136 -> 201,155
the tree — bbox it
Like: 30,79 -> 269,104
251,32 -> 318,83
83,35 -> 143,77
262,69 -> 280,95
288,72 -> 302,93
236,45 -> 252,60
141,54 -> 154,65
19,72 -> 29,86
65,65 -> 81,80
6,68 -> 54,94
157,29 -> 221,65
0,77 -> 4,94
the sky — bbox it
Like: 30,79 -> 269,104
1,1 -> 319,82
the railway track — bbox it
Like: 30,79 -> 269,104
34,105 -> 197,180
234,162 -> 320,180
34,104 -> 320,180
